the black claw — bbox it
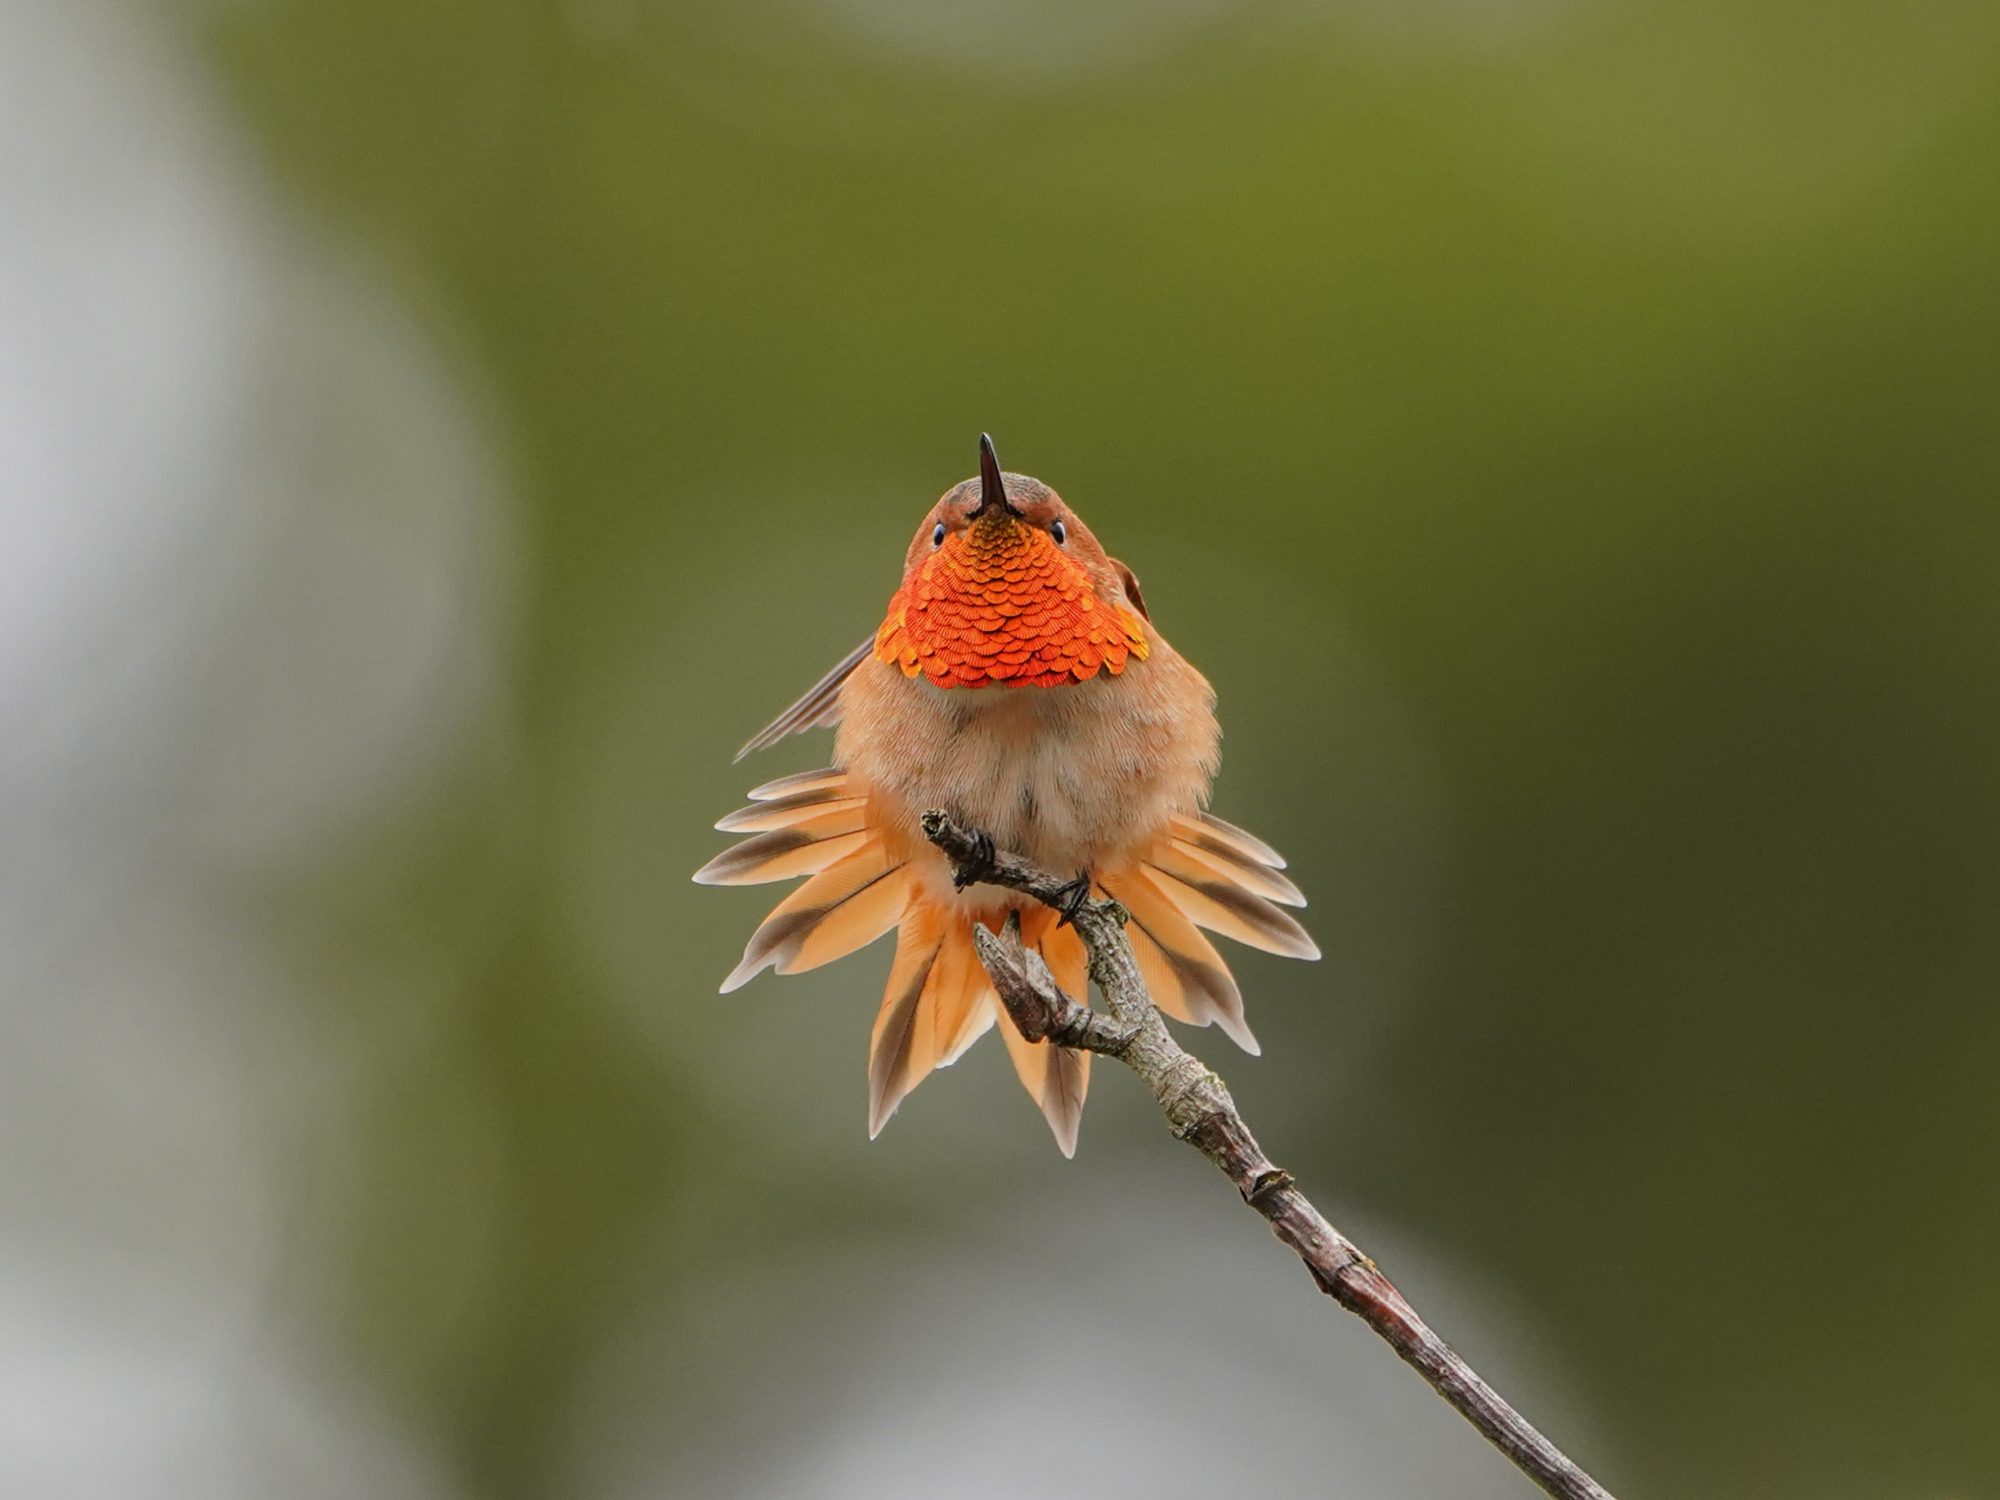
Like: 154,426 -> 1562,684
1053,869 -> 1093,928
955,830 -> 998,891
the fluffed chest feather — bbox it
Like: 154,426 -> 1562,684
833,647 -> 1221,878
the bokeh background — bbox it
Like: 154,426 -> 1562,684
5,0 -> 1997,1495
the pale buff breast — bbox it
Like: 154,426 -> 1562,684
833,638 -> 1221,901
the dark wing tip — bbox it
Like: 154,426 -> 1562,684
733,636 -> 874,761
1110,557 -> 1149,621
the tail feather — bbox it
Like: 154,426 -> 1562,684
1040,922 -> 1093,1139
699,773 -> 1314,1154
867,918 -> 1004,1138
779,862 -> 912,976
1144,864 -> 1320,960
1173,811 -> 1288,870
992,912 -> 1091,1157
692,806 -> 870,886
720,836 -> 908,992
868,907 -> 946,1137
1157,836 -> 1307,909
1103,868 -> 1259,1053
929,924 -> 996,1068
746,766 -> 850,802
868,908 -> 1092,1154
1127,924 -> 1195,1023
715,789 -> 865,834
940,988 -> 998,1066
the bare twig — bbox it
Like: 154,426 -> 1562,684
920,808 -> 1616,1500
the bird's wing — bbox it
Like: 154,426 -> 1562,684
734,635 -> 875,761
1109,557 -> 1150,620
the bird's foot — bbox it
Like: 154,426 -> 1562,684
1053,869 -> 1094,928
953,830 -> 998,891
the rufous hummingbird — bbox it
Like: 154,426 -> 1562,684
696,435 -> 1318,1154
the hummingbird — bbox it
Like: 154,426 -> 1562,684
695,435 -> 1318,1154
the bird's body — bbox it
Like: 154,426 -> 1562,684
835,629 -> 1219,899
697,437 -> 1316,1153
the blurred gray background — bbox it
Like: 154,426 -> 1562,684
4,0 -> 1997,1495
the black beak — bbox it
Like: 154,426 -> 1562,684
974,432 -> 1016,519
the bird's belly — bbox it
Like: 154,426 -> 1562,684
918,695 -> 1108,867
835,653 -> 1220,893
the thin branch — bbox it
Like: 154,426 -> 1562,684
920,809 -> 1616,1500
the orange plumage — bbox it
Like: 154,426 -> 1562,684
697,436 -> 1316,1154
876,504 -> 1148,688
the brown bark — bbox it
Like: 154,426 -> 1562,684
922,808 -> 1616,1500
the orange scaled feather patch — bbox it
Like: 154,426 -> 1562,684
875,517 -> 1149,688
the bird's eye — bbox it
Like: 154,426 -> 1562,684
931,522 -> 946,548
1051,520 -> 1067,545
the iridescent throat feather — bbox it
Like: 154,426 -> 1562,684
874,514 -> 1148,689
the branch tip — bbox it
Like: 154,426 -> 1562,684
921,811 -> 1618,1500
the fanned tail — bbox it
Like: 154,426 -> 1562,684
1096,809 -> 1320,1056
1107,868 -> 1260,1053
700,768 -> 1088,1151
699,769 -> 914,992
697,774 -> 1313,1155
989,911 -> 1091,1157
869,905 -> 1090,1155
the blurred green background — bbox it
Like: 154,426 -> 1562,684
6,0 -> 1997,1495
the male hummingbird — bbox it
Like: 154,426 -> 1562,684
696,436 -> 1318,1154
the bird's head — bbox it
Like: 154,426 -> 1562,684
876,435 -> 1150,689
